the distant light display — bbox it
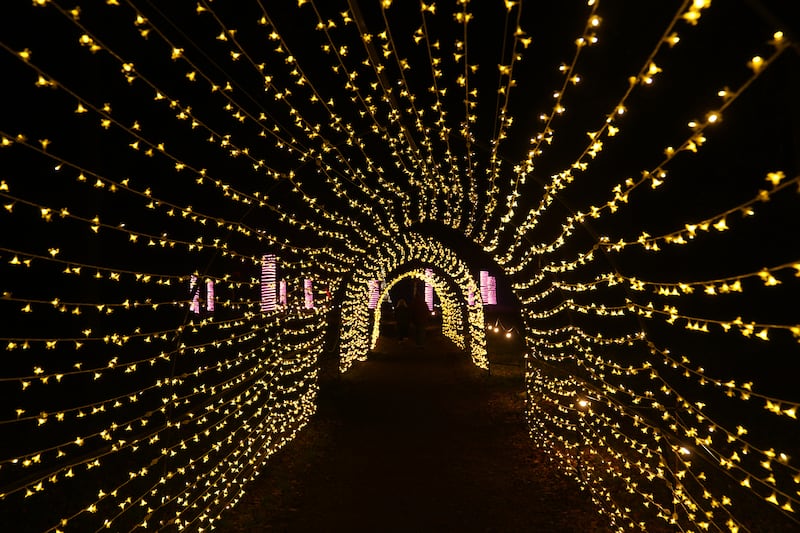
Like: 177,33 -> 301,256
340,234 -> 488,371
0,2 -> 797,532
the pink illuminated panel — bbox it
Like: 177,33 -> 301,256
260,254 -> 277,312
206,280 -> 215,312
368,279 -> 380,309
279,279 -> 287,307
304,279 -> 314,309
189,275 -> 200,314
479,270 -> 489,305
424,269 -> 434,311
487,275 -> 497,305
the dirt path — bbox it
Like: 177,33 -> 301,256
219,336 -> 609,532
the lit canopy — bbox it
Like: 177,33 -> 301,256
0,1 -> 798,531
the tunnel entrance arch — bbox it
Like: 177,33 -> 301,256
369,268 -> 481,354
338,233 -> 487,372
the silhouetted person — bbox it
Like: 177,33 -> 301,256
410,293 -> 429,346
395,298 -> 410,341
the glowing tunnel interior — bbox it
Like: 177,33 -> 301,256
368,268 -> 486,361
1,2 -> 799,532
339,233 -> 487,372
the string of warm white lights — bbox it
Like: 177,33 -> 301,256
486,0 -> 601,253
370,269 -> 465,350
1,1 -> 798,531
54,0 -> 383,250
340,232 -> 487,371
474,0 -> 525,244
505,31 -> 789,275
191,0 -> 399,238
492,0 -> 703,255
299,0 -> 413,225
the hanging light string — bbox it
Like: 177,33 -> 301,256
0,314 -> 264,391
0,243 -> 256,291
336,2 -> 428,229
526,304 -> 800,526
0,311 -> 256,357
0,326 -> 271,486
453,0 -> 478,234
4,320 -> 297,496
474,0 -> 525,245
544,258 -> 800,301
0,185 -> 267,265
531,350 -> 773,531
377,2 -> 443,222
417,1 -> 462,229
294,1 -> 417,217
578,344 -> 800,522
511,172 -> 799,293
0,50 -> 365,265
331,1 -> 434,218
193,0 -> 398,238
127,0 -> 391,240
140,332 -> 323,531
54,0 -> 382,248
0,55 -> 362,268
36,313 -> 323,531
496,0 -> 714,262
613,259 -> 800,297
526,363 -> 682,529
505,32 -> 790,274
486,0 -> 603,253
527,317 -> 800,420
499,0 -> 706,259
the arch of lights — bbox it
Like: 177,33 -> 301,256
339,232 -> 487,372
368,268 -> 483,357
1,1 -> 799,531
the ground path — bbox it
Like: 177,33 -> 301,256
218,335 -> 608,532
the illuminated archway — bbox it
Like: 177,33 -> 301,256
339,233 -> 487,372
3,3 -> 798,531
368,268 -> 478,353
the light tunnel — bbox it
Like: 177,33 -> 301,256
338,232 -> 488,372
367,268 -> 477,355
1,1 -> 799,532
